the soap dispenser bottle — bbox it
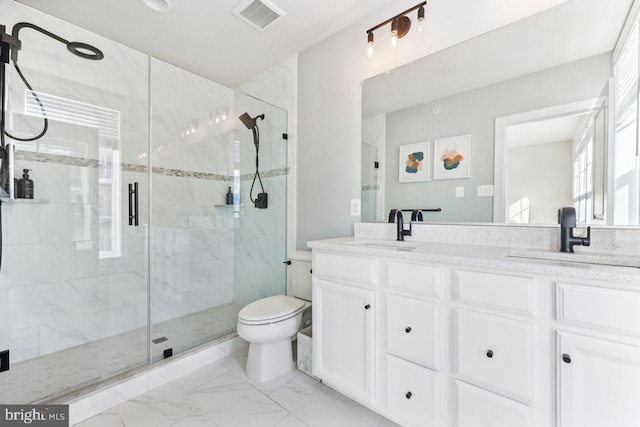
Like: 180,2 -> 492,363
17,169 -> 34,199
226,187 -> 233,205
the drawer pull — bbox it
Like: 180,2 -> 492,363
364,304 -> 371,310
486,350 -> 494,358
562,353 -> 572,364
405,391 -> 412,399
405,327 -> 412,334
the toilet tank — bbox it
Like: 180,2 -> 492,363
288,251 -> 312,301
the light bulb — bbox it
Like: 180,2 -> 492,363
417,6 -> 425,34
367,43 -> 374,58
222,114 -> 227,120
391,18 -> 398,48
366,32 -> 374,58
418,21 -> 424,33
216,117 -> 220,124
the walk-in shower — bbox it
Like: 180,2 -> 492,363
0,0 -> 287,404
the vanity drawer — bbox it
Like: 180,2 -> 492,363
386,294 -> 440,369
454,309 -> 533,402
557,283 -> 640,335
383,260 -> 440,297
386,354 -> 440,427
454,380 -> 533,427
455,270 -> 534,315
313,252 -> 376,285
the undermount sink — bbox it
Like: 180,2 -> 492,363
346,240 -> 423,251
506,249 -> 640,269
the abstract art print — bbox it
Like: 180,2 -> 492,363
433,134 -> 471,180
398,142 -> 430,183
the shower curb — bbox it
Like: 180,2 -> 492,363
55,333 -> 247,425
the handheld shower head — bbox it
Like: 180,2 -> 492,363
238,112 -> 265,130
239,112 -> 254,130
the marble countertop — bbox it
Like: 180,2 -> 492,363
307,237 -> 640,285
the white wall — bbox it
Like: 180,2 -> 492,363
296,0 -> 570,248
507,140 -> 573,224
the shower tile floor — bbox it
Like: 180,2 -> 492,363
0,302 -> 243,404
77,346 -> 399,427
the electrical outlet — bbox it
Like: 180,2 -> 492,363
350,199 -> 361,216
477,185 -> 494,197
0,349 -> 9,372
455,187 -> 464,198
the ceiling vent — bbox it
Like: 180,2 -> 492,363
232,0 -> 286,31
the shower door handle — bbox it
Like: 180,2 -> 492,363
128,182 -> 139,226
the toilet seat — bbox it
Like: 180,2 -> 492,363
238,295 -> 305,325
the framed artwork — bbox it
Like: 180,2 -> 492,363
398,142 -> 430,183
433,134 -> 471,180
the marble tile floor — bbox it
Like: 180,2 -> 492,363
77,346 -> 399,427
0,302 -> 243,404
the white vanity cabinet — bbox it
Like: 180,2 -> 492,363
312,253 -> 376,404
556,282 -> 640,427
310,246 -> 640,427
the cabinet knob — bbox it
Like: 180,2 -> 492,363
364,304 -> 371,310
562,354 -> 571,364
486,350 -> 494,358
405,327 -> 412,334
405,391 -> 412,399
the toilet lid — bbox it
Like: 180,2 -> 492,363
238,295 -> 305,324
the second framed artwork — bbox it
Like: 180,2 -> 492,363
398,141 -> 430,183
433,134 -> 471,180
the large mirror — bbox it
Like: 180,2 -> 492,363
361,0 -> 639,227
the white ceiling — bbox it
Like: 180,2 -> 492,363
362,0 -> 633,118
16,0 -> 395,87
507,113 -> 588,149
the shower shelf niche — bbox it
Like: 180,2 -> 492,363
0,198 -> 50,204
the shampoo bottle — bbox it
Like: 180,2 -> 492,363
17,169 -> 34,199
226,187 -> 233,205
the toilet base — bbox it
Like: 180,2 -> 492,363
245,339 -> 294,383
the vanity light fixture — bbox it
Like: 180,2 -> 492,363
366,1 -> 426,57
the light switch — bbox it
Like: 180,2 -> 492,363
455,187 -> 464,198
350,199 -> 361,216
477,185 -> 494,197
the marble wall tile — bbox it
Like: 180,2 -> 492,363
2,203 -> 41,245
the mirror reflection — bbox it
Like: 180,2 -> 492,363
361,0 -> 639,226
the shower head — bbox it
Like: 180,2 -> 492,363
239,112 -> 254,130
7,22 -> 104,64
239,112 -> 265,130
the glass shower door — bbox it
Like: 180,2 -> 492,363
0,1 -> 150,403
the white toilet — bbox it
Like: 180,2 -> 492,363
237,251 -> 312,382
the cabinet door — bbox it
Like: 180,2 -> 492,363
558,332 -> 640,427
313,278 -> 375,403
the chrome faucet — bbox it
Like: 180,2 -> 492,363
558,207 -> 591,253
